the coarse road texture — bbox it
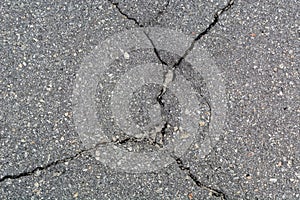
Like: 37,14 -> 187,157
0,0 -> 299,200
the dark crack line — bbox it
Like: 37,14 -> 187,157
168,2 -> 235,197
144,31 -> 172,146
144,32 -> 168,66
195,0 -> 234,41
108,0 -> 143,27
152,0 -> 234,141
160,121 -> 168,144
173,0 -> 234,70
0,149 -> 87,182
143,1 -> 234,198
1,0 -> 234,189
0,139 -> 126,182
144,31 -> 168,119
115,135 -> 163,148
143,0 -> 235,122
174,156 -> 228,200
109,0 -> 170,27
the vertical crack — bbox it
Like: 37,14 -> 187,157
144,31 -> 172,146
143,0 -> 234,198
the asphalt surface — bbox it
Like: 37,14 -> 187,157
0,0 -> 299,200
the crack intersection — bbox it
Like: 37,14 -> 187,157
1,2 -> 234,200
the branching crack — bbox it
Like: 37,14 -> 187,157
174,156 -> 228,200
143,0 -> 234,198
145,0 -> 234,141
1,1 -> 234,196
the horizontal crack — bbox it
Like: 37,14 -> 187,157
174,156 -> 228,200
114,134 -> 164,148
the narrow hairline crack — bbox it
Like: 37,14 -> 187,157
153,0 -> 170,25
108,0 -> 170,27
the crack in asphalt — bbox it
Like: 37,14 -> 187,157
0,151 -> 84,182
0,138 -> 143,182
144,31 -> 171,145
108,0 -> 170,27
173,0 -> 234,67
1,2 -> 234,199
0,141 -> 107,182
108,0 -> 143,27
113,132 -> 164,148
165,0 -> 234,126
174,156 -> 228,200
167,1 -> 234,198
109,0 -> 234,198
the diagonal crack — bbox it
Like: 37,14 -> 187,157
0,150 -> 85,182
0,138 -> 132,182
108,0 -> 143,27
108,0 -> 170,27
172,0 -> 234,69
144,32 -> 168,66
174,156 -> 228,200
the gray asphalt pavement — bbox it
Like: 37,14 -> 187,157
0,0 -> 299,199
